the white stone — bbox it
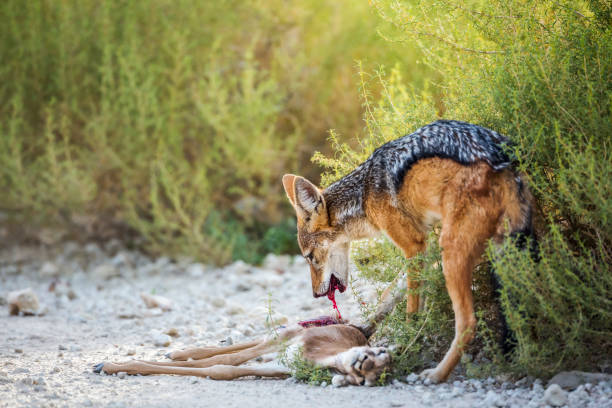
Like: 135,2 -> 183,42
549,370 -> 612,390
8,288 -> 40,315
153,334 -> 172,347
92,264 -> 120,280
406,373 -> 419,383
40,262 -> 60,277
543,384 -> 568,407
187,263 -> 205,277
262,254 -> 292,271
211,297 -> 226,308
140,293 -> 173,311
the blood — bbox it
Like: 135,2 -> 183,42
297,315 -> 338,328
327,287 -> 342,321
327,275 -> 345,321
297,275 -> 346,328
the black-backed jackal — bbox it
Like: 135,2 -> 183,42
283,120 -> 535,382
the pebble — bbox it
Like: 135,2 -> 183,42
187,263 -> 205,277
211,297 -> 226,308
92,264 -> 120,280
548,370 -> 612,390
140,293 -> 173,311
483,390 -> 500,407
8,288 -> 40,315
226,305 -> 244,315
40,262 -> 60,277
126,349 -> 136,356
117,372 -> 127,379
164,328 -> 180,337
543,383 -> 568,407
153,334 -> 172,347
262,254 -> 292,271
406,373 -> 419,383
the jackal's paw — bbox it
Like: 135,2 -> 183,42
338,346 -> 391,386
92,363 -> 105,374
419,367 -> 446,384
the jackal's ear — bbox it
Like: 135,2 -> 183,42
293,177 -> 326,218
282,174 -> 297,207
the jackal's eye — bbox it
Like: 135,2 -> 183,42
305,252 -> 314,263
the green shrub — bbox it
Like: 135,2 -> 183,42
0,0 -> 427,263
281,346 -> 333,385
316,0 -> 611,378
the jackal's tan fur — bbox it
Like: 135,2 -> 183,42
283,127 -> 534,383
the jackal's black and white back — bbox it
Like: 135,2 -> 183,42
324,120 -> 514,223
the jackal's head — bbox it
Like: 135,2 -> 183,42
282,174 -> 349,298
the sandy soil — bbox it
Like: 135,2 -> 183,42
0,242 -> 610,408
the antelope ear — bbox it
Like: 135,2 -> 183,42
294,177 -> 326,217
282,174 -> 297,207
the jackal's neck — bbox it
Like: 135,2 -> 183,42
323,164 -> 376,239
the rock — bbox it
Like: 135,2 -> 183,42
258,275 -> 284,288
235,283 -> 251,292
8,288 -> 40,315
92,264 -> 120,280
219,336 -> 233,346
117,371 -> 127,379
164,328 -> 180,338
140,293 -> 172,311
153,334 -> 172,347
111,252 -> 131,267
515,376 -> 534,388
40,262 -> 60,277
187,263 -> 205,277
406,373 -> 419,383
483,390 -> 501,407
262,254 -> 292,271
143,308 -> 163,317
224,260 -> 251,275
126,349 -> 136,356
14,348 -> 23,353
320,381 -> 327,387
226,305 -> 244,316
548,370 -> 612,390
543,384 -> 568,407
211,297 -> 226,308
117,311 -> 143,319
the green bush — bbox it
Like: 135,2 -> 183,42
316,0 -> 611,378
0,0 -> 427,263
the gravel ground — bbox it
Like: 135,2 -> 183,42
1,242 -> 611,408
